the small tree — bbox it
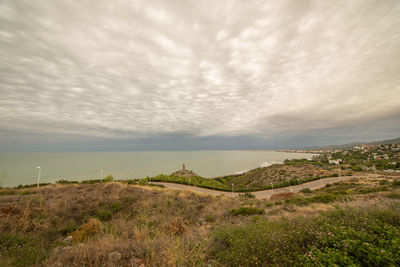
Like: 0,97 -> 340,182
104,175 -> 114,182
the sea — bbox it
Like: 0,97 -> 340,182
0,150 -> 315,188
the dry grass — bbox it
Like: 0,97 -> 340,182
0,182 -> 240,266
0,177 -> 399,266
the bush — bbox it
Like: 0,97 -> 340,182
211,208 -> 400,266
0,190 -> 16,196
386,192 -> 400,199
71,218 -> 102,243
59,223 -> 78,235
229,207 -> 265,216
0,234 -> 47,267
379,179 -> 390,185
103,175 -> 113,182
300,188 -> 312,194
95,202 -> 121,221
239,192 -> 255,198
56,179 -> 79,184
393,180 -> 400,186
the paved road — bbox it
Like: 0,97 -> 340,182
151,175 -> 371,199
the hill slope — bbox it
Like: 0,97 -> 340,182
313,136 -> 400,150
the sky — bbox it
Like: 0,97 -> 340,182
0,0 -> 399,151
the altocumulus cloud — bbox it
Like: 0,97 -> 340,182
0,0 -> 400,150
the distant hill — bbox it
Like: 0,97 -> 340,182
310,137 -> 400,150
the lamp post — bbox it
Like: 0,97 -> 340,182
298,179 -> 301,191
36,166 -> 41,188
100,169 -> 103,182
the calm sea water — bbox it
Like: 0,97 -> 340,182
0,151 -> 314,187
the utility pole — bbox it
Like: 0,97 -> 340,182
231,183 -> 234,194
100,169 -> 103,182
36,166 -> 41,188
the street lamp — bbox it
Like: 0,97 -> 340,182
36,166 -> 41,188
100,170 -> 103,182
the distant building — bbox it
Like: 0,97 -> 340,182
361,144 -> 375,149
329,159 -> 342,165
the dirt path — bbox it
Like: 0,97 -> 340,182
150,175 -> 370,199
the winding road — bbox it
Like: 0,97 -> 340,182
150,175 -> 372,199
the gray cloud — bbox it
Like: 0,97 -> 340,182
0,0 -> 399,149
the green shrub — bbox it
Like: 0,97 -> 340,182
205,214 -> 216,222
0,190 -> 16,195
351,165 -> 363,171
264,202 -> 274,208
300,188 -> 312,194
59,223 -> 78,235
379,179 -> 390,185
310,194 -> 337,203
211,208 -> 400,266
95,202 -> 121,221
110,202 -> 121,213
103,175 -> 114,182
20,190 -> 31,195
239,192 -> 255,198
0,234 -> 47,267
56,179 -> 79,184
285,197 -> 310,206
210,219 -> 313,266
386,192 -> 400,199
393,180 -> 400,186
95,208 -> 113,221
138,178 -> 149,185
229,207 -> 265,216
325,183 -> 332,187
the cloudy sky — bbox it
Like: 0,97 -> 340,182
0,0 -> 399,151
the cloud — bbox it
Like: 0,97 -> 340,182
0,0 -> 399,148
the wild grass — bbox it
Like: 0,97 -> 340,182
0,176 -> 398,266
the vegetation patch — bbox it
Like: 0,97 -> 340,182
210,207 -> 400,266
300,188 -> 312,194
0,234 -> 48,267
229,207 -> 265,216
71,218 -> 102,243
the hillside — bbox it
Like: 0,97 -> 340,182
151,159 -> 352,192
313,136 -> 400,150
0,176 -> 399,266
